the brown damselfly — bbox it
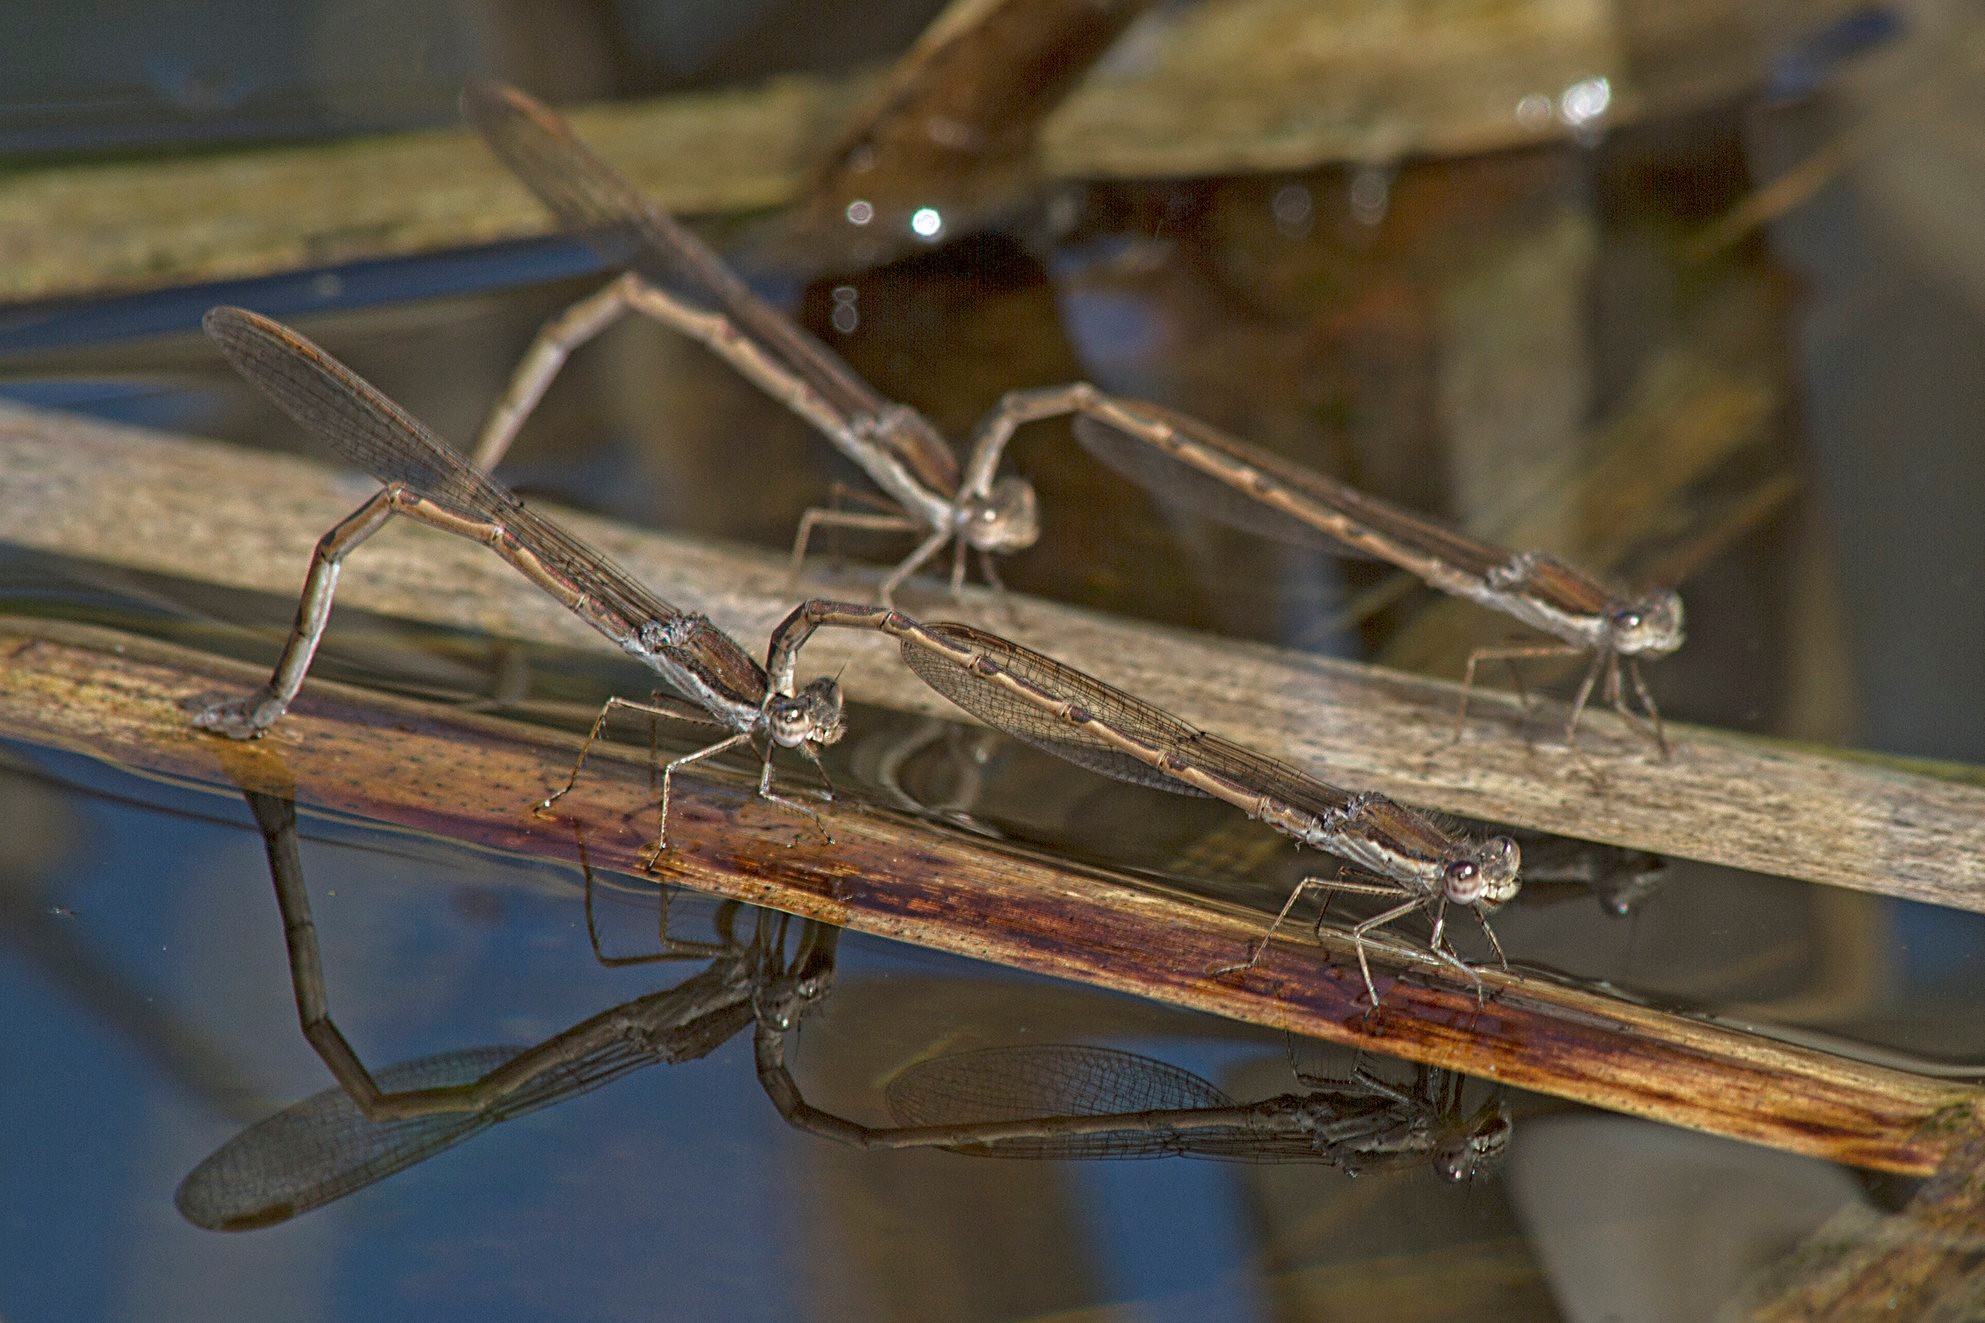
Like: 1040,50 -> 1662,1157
958,388 -> 1684,754
195,307 -> 844,858
461,82 -> 1041,605
765,599 -> 1522,1003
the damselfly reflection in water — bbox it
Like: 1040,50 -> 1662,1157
177,789 -> 838,1231
766,599 -> 1522,1005
891,1048 -> 1507,1180
754,1013 -> 1509,1181
959,389 -> 1684,754
461,82 -> 1039,604
181,786 -> 1501,1232
844,713 -> 1009,833
1499,825 -> 1669,919
193,307 -> 844,859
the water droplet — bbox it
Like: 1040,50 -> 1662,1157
1514,94 -> 1553,129
1348,166 -> 1392,227
1272,184 -> 1314,237
923,116 -> 977,150
831,285 -> 859,333
1559,77 -> 1611,127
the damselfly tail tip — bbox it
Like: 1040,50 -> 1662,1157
188,692 -> 269,741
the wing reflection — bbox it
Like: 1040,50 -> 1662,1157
177,789 -> 836,1231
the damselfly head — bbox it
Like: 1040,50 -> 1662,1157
768,677 -> 845,748
754,930 -> 837,1027
1435,1102 -> 1512,1182
752,976 -> 815,1032
959,476 -> 1040,553
1608,590 -> 1685,656
1444,835 -> 1520,908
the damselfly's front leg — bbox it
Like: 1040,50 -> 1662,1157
877,526 -> 955,608
737,742 -> 836,860
788,504 -> 920,590
540,692 -> 720,813
638,731 -> 752,867
1454,641 -> 1584,744
1616,656 -> 1670,759
637,728 -> 835,871
1208,871 -> 1402,981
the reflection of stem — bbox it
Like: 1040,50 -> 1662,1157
1640,471 -> 1802,591
1686,132 -> 1862,262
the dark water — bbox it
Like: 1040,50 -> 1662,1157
4,3 -> 1983,1320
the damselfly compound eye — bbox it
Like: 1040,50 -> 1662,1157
1444,859 -> 1484,904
